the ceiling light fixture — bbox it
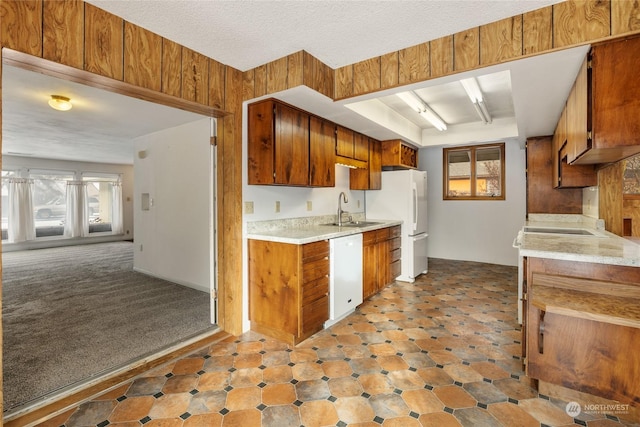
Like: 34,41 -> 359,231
396,91 -> 447,131
460,78 -> 492,124
48,95 -> 72,111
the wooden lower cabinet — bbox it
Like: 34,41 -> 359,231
524,257 -> 640,406
249,239 -> 329,345
362,226 -> 401,300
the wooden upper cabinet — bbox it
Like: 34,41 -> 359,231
566,57 -> 589,164
336,126 -> 354,158
43,0 -> 83,68
381,140 -> 418,169
350,138 -> 381,191
247,99 -> 309,186
0,0 -> 42,57
353,132 -> 369,162
124,22 -> 162,92
84,3 -> 124,80
309,117 -> 336,188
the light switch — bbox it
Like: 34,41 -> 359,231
307,201 -> 313,211
275,201 -> 280,213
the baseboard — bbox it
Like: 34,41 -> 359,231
132,266 -> 210,293
3,328 -> 230,427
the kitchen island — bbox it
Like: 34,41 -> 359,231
514,215 -> 640,421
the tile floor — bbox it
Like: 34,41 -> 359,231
38,259 -> 637,427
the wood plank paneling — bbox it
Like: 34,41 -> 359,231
398,43 -> 429,84
612,0 -> 640,35
0,0 -> 42,57
208,58 -> 226,110
84,3 -> 124,80
553,0 -> 611,48
454,27 -> 480,72
599,161 -> 624,236
43,0 -> 83,68
523,6 -> 553,55
303,51 -> 334,99
287,51 -> 304,89
430,35 -> 454,78
242,69 -> 255,101
380,51 -> 399,89
267,56 -> 288,94
335,65 -> 353,100
480,16 -> 523,65
352,57 -> 380,96
124,22 -> 162,92
254,64 -> 268,98
181,47 -> 208,104
161,38 -> 182,97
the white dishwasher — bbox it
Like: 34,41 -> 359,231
325,233 -> 363,328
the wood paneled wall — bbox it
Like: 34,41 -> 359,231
2,2 -> 640,414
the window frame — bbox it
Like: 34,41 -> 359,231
443,142 -> 506,201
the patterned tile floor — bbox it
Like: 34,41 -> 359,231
38,259 -> 637,427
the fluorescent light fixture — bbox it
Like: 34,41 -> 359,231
460,78 -> 492,124
48,95 -> 72,111
396,91 -> 447,131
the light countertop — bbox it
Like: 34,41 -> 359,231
246,217 -> 402,245
515,215 -> 640,267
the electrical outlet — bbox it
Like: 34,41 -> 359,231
275,201 -> 280,213
244,201 -> 254,214
357,200 -> 361,208
307,201 -> 312,211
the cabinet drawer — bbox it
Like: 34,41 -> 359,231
303,257 -> 329,282
302,294 -> 328,333
303,240 -> 329,262
390,260 -> 401,279
376,227 -> 390,240
363,230 -> 377,246
389,237 -> 401,251
389,225 -> 401,238
302,276 -> 329,306
390,247 -> 401,263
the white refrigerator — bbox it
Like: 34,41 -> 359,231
366,169 -> 428,282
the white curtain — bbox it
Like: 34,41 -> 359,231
111,181 -> 124,234
64,181 -> 89,237
7,178 -> 35,243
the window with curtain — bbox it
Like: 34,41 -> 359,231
1,170 -> 17,240
30,170 -> 74,238
82,174 -> 122,234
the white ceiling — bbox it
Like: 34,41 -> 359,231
2,0 -> 588,165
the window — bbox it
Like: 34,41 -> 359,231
82,174 -> 121,234
30,170 -> 74,237
443,142 -> 505,200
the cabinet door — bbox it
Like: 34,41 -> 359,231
275,103 -> 309,186
248,101 -> 276,184
362,231 -> 378,300
336,126 -> 354,158
566,57 -> 589,163
309,117 -> 336,187
353,132 -> 369,161
368,139 -> 382,190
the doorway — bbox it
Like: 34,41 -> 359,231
1,55 -> 218,414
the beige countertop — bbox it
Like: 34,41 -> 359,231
246,216 -> 402,244
515,215 -> 640,267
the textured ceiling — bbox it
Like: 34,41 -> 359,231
86,0 -> 562,71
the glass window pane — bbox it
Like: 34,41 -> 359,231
1,170 -> 16,240
476,147 -> 501,197
30,172 -> 73,238
448,150 -> 471,197
85,181 -> 114,233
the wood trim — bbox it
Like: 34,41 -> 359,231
3,330 -> 230,427
2,48 -> 227,118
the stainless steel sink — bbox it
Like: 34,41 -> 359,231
322,221 -> 382,227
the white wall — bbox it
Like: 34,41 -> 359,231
134,119 -> 212,293
419,141 -> 526,266
2,155 -> 134,250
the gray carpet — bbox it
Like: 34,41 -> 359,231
2,241 -> 213,411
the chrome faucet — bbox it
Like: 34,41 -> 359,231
337,191 -> 350,226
